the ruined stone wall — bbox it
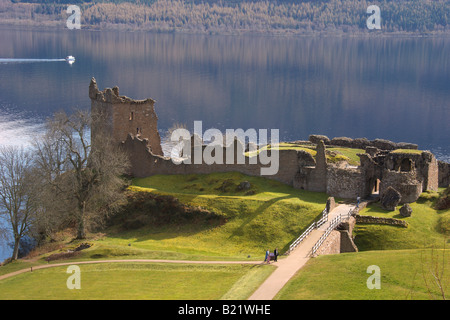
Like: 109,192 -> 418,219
358,153 -> 383,197
294,140 -> 327,192
423,153 -> 439,192
438,160 -> 450,188
384,151 -> 438,192
314,230 -> 341,256
340,231 -> 358,253
326,166 -> 364,199
379,169 -> 423,204
121,134 -> 300,186
354,214 -> 408,228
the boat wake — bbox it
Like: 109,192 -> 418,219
0,57 -> 74,64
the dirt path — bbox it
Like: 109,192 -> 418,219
248,204 -> 355,300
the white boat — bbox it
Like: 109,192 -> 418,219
65,55 -> 75,62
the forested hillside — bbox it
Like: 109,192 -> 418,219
1,0 -> 449,34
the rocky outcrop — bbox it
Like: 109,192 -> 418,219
380,186 -> 402,211
399,203 -> 413,217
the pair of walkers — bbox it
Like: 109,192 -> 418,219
264,248 -> 278,263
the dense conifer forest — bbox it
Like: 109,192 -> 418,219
1,0 -> 449,34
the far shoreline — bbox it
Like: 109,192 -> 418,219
1,20 -> 450,39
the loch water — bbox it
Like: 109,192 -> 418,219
0,26 -> 449,260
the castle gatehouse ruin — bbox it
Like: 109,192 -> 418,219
90,79 -> 448,205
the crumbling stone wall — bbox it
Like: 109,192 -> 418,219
379,168 -> 423,204
326,166 -> 364,199
384,151 -> 438,192
358,148 -> 439,203
294,140 -> 327,192
314,230 -> 341,256
438,160 -> 450,187
121,134 -> 300,186
354,214 -> 408,228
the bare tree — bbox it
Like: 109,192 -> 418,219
33,109 -> 130,239
0,146 -> 36,260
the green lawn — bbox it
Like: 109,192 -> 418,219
326,147 -> 364,165
0,262 -> 274,300
246,143 -> 363,166
391,149 -> 424,155
276,249 -> 449,300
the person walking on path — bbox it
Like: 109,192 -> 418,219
264,249 -> 270,264
356,196 -> 361,208
273,248 -> 278,262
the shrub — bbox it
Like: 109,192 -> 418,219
111,191 -> 226,230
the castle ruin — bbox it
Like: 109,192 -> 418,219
90,79 -> 448,205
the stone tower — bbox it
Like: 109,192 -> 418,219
89,78 -> 163,156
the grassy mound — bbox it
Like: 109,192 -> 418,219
109,191 -> 226,231
106,172 -> 329,259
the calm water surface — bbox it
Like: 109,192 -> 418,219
0,26 -> 449,260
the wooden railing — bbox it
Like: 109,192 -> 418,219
287,207 -> 328,254
311,216 -> 342,255
287,206 -> 355,256
316,208 -> 329,228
